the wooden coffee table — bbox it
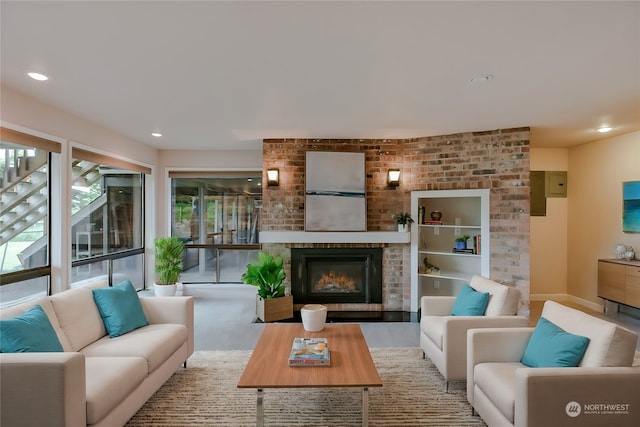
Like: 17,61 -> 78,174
237,323 -> 382,426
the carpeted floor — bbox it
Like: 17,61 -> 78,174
126,347 -> 486,426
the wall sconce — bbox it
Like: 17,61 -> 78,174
388,169 -> 400,187
267,168 -> 279,186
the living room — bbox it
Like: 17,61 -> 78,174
1,2 -> 640,426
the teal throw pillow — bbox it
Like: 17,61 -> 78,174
0,305 -> 63,352
521,317 -> 590,368
451,284 -> 490,316
92,280 -> 149,338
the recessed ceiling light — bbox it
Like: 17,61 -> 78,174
468,74 -> 493,84
596,126 -> 613,133
151,132 -> 162,137
27,72 -> 48,81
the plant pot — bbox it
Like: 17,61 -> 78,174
256,294 -> 293,322
154,283 -> 177,296
398,224 -> 408,232
455,241 -> 467,250
300,304 -> 328,332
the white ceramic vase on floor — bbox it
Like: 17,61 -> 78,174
300,304 -> 328,332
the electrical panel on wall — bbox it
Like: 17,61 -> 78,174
545,171 -> 568,198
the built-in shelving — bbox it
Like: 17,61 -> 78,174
410,189 -> 490,312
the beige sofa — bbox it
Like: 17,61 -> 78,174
420,275 -> 528,391
0,280 -> 194,427
467,300 -> 640,427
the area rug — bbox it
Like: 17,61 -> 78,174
126,347 -> 485,426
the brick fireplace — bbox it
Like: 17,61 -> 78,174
261,128 -> 531,315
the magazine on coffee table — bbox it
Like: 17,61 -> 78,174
288,337 -> 330,367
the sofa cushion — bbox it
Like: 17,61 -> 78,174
451,284 -> 490,316
0,297 -> 73,351
81,323 -> 188,373
92,280 -> 149,338
0,305 -> 63,352
475,362 -> 522,424
469,275 -> 519,316
50,286 -> 107,351
421,316 -> 444,349
85,356 -> 147,425
541,300 -> 638,367
521,317 -> 590,368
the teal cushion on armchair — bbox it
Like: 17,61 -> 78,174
521,316 -> 590,368
451,284 -> 490,316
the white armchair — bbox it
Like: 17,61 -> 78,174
420,275 -> 528,391
467,300 -> 640,427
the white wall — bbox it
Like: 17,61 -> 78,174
1,84 -> 158,163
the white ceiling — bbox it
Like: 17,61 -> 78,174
2,1 -> 639,151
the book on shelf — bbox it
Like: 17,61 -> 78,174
473,234 -> 481,255
452,248 -> 475,254
288,337 -> 330,367
424,220 -> 444,225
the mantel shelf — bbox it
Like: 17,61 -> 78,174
259,231 -> 411,244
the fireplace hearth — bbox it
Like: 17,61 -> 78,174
291,248 -> 382,305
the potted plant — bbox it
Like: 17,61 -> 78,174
455,234 -> 470,250
154,237 -> 185,296
394,212 -> 414,232
241,251 -> 293,322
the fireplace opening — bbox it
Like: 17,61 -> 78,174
291,248 -> 382,305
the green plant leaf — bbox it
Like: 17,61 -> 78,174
241,251 -> 287,298
154,237 -> 185,285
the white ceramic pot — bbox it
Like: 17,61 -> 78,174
300,304 -> 328,332
398,224 -> 408,232
153,283 -> 177,296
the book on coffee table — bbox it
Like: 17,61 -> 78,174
288,337 -> 330,367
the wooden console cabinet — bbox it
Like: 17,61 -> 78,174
598,259 -> 640,309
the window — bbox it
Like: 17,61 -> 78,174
170,173 -> 261,283
0,127 -> 60,306
71,148 -> 148,290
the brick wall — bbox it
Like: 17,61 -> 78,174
262,128 -> 530,314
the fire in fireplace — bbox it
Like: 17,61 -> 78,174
291,248 -> 382,304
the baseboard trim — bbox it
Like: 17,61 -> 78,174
530,293 -> 568,302
568,295 -> 606,313
531,293 -> 605,313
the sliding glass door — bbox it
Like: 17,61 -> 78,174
170,173 -> 261,283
